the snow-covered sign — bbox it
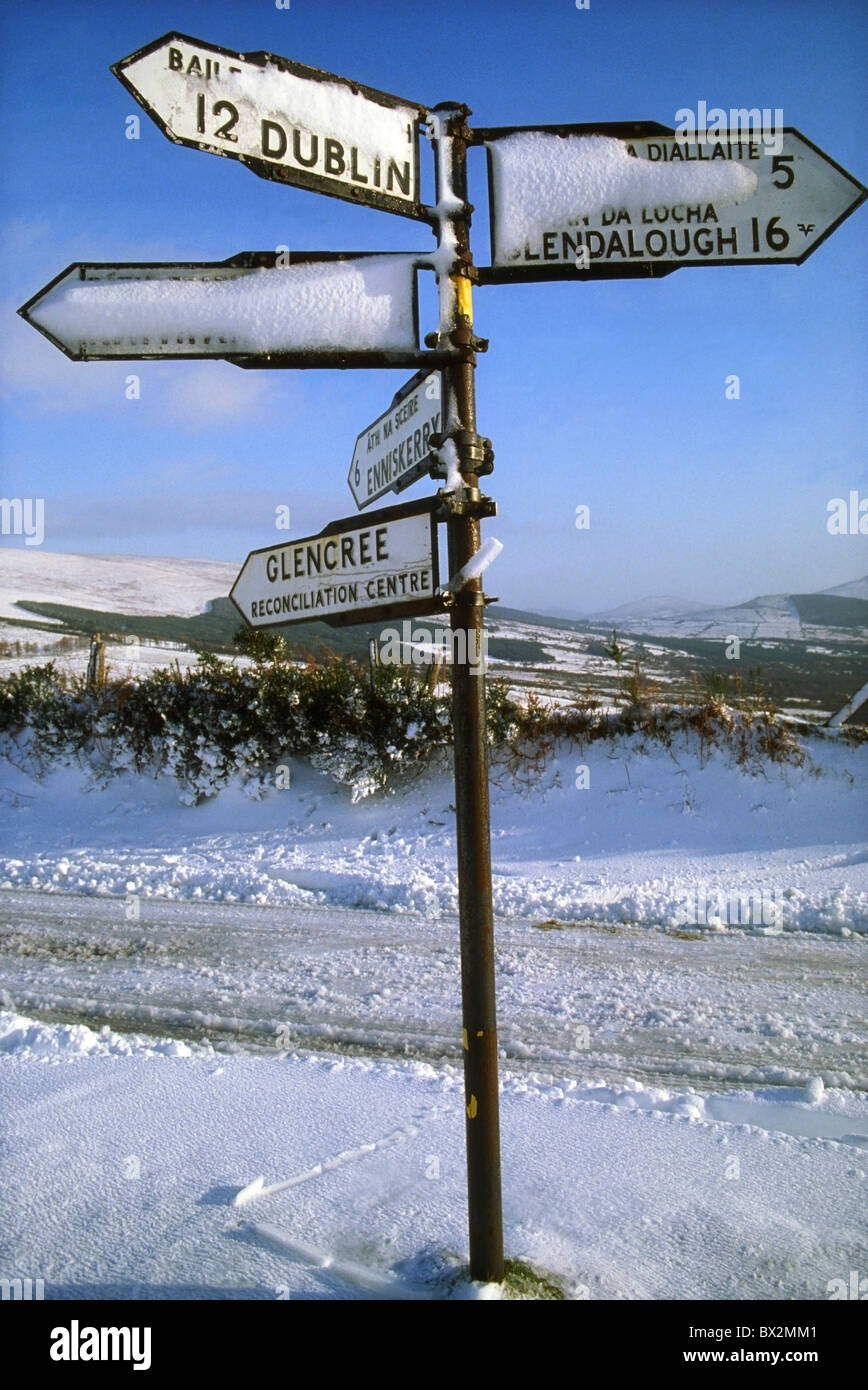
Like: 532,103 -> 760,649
112,33 -> 428,220
230,498 -> 443,629
477,124 -> 867,281
348,370 -> 443,510
17,252 -> 434,368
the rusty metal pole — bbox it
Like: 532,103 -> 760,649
431,103 -> 504,1284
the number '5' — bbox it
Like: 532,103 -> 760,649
771,155 -> 794,188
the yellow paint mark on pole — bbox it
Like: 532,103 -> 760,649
476,1030 -> 484,1038
466,1094 -> 478,1120
462,1028 -> 469,1051
453,275 -> 473,323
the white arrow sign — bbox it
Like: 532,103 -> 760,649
231,499 -> 443,629
18,252 -> 433,368
112,33 -> 428,220
478,125 -> 867,279
349,370 -> 443,510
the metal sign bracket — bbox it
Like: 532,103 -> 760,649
429,431 -> 495,480
438,587 -> 495,610
434,487 -> 497,520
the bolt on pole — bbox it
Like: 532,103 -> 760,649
431,103 -> 504,1284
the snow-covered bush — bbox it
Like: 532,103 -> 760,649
0,655 -> 469,801
0,653 -> 828,804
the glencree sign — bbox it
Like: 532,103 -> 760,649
17,27 -> 867,1289
229,499 -> 442,628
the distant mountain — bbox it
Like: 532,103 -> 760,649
556,578 -> 868,634
822,575 -> 868,601
581,587 -> 867,641
790,593 -> 868,629
533,605 -> 591,621
584,595 -> 712,623
2,551 -> 865,650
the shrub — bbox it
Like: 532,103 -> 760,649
0,651 -> 808,802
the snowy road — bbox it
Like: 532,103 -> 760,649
1,888 -> 864,1095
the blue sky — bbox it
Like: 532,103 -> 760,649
1,0 -> 865,613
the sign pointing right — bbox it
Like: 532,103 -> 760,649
477,126 -> 867,281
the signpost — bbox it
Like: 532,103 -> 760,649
431,104 -> 504,1284
477,124 -> 867,282
112,33 -> 429,220
348,370 -> 443,509
17,31 -> 867,1293
18,251 -> 436,369
230,498 -> 443,629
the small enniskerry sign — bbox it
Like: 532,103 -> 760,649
112,33 -> 428,220
348,369 -> 442,509
230,498 -> 443,629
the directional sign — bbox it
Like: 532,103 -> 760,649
113,33 -> 428,221
230,498 -> 443,629
18,252 -> 441,369
476,124 -> 867,282
348,370 -> 443,510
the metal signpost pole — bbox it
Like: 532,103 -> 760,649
431,104 -> 504,1284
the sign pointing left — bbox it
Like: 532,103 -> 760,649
112,33 -> 428,221
348,369 -> 443,510
231,498 -> 444,629
17,251 -> 440,369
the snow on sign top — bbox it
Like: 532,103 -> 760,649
18,253 -> 426,367
112,33 -> 428,220
480,125 -> 867,279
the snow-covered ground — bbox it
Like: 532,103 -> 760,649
1,1002 -> 865,1300
1,738 -> 865,934
1,888 -> 863,1092
0,733 -> 865,1298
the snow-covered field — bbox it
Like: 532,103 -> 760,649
0,549 -> 238,623
0,638 -> 215,682
0,734 -> 866,1298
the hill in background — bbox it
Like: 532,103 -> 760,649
0,550 -> 865,721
